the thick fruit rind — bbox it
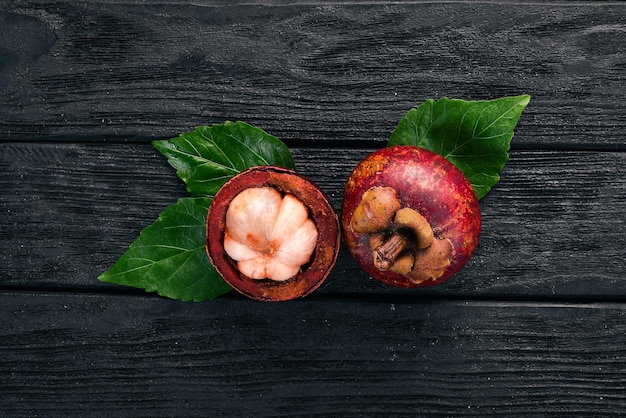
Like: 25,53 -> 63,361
342,146 -> 481,288
207,166 -> 340,301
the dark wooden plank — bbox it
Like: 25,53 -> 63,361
2,291 -> 626,416
1,2 -> 625,148
1,142 -> 624,299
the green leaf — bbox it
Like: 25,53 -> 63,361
100,122 -> 296,301
152,121 -> 296,197
388,95 -> 530,199
98,197 -> 231,301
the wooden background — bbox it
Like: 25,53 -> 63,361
1,0 -> 625,416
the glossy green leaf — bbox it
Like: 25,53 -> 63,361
98,197 -> 231,301
152,121 -> 296,197
388,95 -> 530,199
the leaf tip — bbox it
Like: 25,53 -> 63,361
151,138 -> 168,151
96,272 -> 108,283
517,94 -> 531,107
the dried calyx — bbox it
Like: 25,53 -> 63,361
351,186 -> 454,285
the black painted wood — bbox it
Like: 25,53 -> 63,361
2,292 -> 626,417
1,2 -> 625,148
1,143 -> 625,299
1,0 -> 626,416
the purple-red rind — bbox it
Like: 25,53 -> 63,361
341,146 -> 481,288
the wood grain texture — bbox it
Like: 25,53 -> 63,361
2,1 -> 626,416
2,291 -> 626,417
1,142 -> 624,299
1,2 -> 624,148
